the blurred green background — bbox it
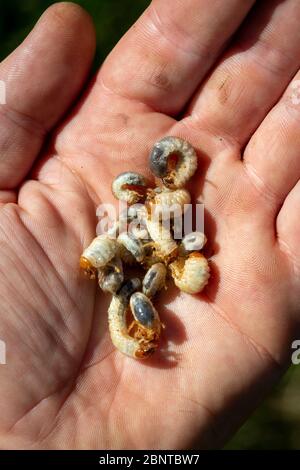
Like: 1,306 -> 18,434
0,0 -> 299,450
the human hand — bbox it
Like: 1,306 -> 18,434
1,0 -> 300,449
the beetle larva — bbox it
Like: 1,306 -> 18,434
118,232 -> 145,262
169,252 -> 210,294
145,217 -> 177,259
142,263 -> 167,298
149,187 -> 191,209
80,235 -> 118,278
149,136 -> 197,189
147,187 -> 191,221
98,256 -> 124,294
108,279 -> 159,359
112,172 -> 147,205
81,135 -> 210,360
128,292 -> 162,356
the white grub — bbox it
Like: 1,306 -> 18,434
98,256 -> 123,294
108,279 -> 158,359
143,263 -> 167,298
149,136 -> 197,188
145,216 -> 177,258
148,187 -> 191,220
80,235 -> 118,277
169,252 -> 210,294
151,187 -> 191,208
117,232 -> 145,262
108,297 -> 158,359
112,172 -> 147,205
181,232 -> 207,253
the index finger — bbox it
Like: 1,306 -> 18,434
98,0 -> 255,116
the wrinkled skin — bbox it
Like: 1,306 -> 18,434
0,0 -> 300,449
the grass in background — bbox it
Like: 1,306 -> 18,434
0,0 -> 299,450
0,0 -> 150,63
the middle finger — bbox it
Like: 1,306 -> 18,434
187,0 -> 300,148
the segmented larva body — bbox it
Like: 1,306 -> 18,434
112,172 -> 147,205
150,187 -> 191,208
80,235 -> 118,277
149,136 -> 198,188
118,232 -> 145,262
143,263 -> 167,298
147,187 -> 191,221
145,217 -> 177,259
108,296 -> 142,359
108,279 -> 159,359
98,256 -> 123,294
169,252 -> 210,294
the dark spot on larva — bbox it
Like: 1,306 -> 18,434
143,270 -> 157,290
117,278 -> 141,304
149,145 -> 168,177
131,296 -> 155,328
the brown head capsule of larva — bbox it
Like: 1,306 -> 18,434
80,235 -> 118,279
128,292 -> 162,358
149,136 -> 198,189
169,252 -> 210,294
112,172 -> 147,205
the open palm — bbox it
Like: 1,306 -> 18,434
1,0 -> 300,449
